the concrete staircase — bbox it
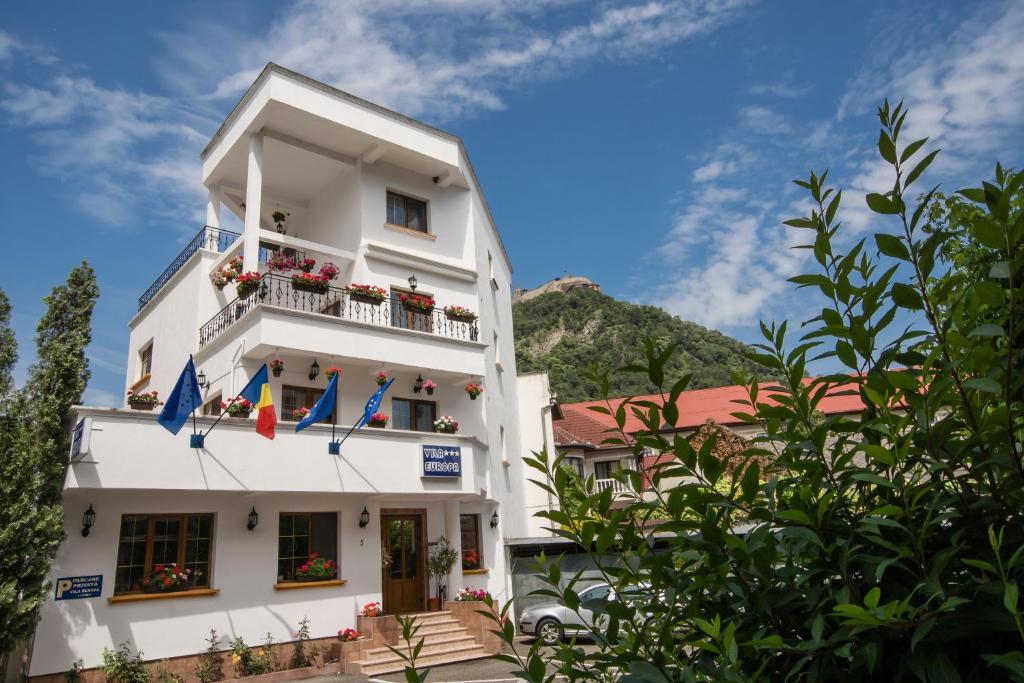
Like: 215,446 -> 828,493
350,611 -> 490,676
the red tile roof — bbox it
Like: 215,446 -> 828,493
554,379 -> 867,448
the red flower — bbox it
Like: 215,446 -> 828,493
154,564 -> 164,572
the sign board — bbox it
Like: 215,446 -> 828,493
422,445 -> 462,477
55,575 -> 103,601
69,417 -> 91,461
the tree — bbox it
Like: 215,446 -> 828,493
0,263 -> 99,656
484,103 -> 1024,681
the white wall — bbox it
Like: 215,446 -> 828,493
515,373 -> 557,538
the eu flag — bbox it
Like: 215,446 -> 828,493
157,356 -> 203,435
356,378 -> 394,428
295,372 -> 339,433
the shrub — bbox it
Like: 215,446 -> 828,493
194,629 -> 223,683
291,616 -> 312,669
486,102 -> 1024,681
101,642 -> 149,683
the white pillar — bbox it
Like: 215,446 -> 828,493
444,500 -> 463,601
206,186 -> 221,228
243,133 -> 264,273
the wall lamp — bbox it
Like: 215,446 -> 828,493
408,275 -> 418,292
247,506 -> 259,532
197,369 -> 208,389
359,507 -> 370,528
81,505 -> 96,537
414,374 -> 424,394
490,510 -> 499,529
308,358 -> 320,381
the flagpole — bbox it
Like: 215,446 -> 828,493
203,368 -> 263,439
328,378 -> 340,454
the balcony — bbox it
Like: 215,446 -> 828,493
138,226 -> 240,310
199,273 -> 479,348
594,478 -> 628,494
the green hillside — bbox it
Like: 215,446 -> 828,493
512,287 -> 773,402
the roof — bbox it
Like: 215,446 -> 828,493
199,63 -> 512,271
553,379 -> 868,449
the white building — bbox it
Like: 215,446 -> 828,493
29,64 -> 554,677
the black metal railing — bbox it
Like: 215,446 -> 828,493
199,273 -> 480,348
139,226 -> 241,310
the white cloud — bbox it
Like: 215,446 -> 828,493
691,142 -> 757,183
747,79 -> 809,99
740,105 -> 792,135
0,30 -> 15,62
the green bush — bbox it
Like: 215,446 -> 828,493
487,102 -> 1024,681
101,642 -> 149,683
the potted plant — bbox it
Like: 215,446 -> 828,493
272,210 -> 290,234
337,628 -> 361,642
211,267 -> 236,290
423,379 -> 437,396
142,563 -> 199,593
228,256 -> 243,273
433,416 -> 459,434
367,412 -> 388,428
461,549 -> 480,570
267,251 -> 297,273
292,272 -> 329,293
454,587 -> 490,601
443,305 -> 477,322
292,407 -> 310,421
319,262 -> 340,281
400,293 -> 435,314
360,602 -> 383,617
221,397 -> 253,418
375,371 -> 388,387
427,537 -> 458,610
345,283 -> 387,305
465,383 -> 483,400
325,365 -> 343,381
298,257 -> 317,273
126,390 -> 161,410
270,358 -> 285,376
235,271 -> 262,298
294,552 -> 337,582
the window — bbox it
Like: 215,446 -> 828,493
281,385 -> 331,423
139,343 -> 153,378
563,456 -> 584,477
594,460 -> 618,480
386,191 -> 428,233
114,513 -> 214,594
278,512 -> 338,582
460,514 -> 482,570
202,393 -> 222,417
392,398 -> 436,432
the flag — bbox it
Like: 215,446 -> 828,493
239,364 -> 276,440
296,372 -> 339,433
157,356 -> 203,435
356,378 -> 394,428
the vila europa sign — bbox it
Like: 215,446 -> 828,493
422,445 -> 462,477
55,575 -> 103,600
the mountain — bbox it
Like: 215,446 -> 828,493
512,287 -> 773,403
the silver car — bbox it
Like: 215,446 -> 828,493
519,582 -> 658,645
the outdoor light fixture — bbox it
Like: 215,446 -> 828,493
197,369 -> 208,389
408,275 -> 418,292
414,374 -> 424,394
247,507 -> 259,532
308,358 -> 320,381
359,507 -> 370,528
81,505 -> 96,537
490,510 -> 499,529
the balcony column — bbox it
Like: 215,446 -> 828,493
243,132 -> 264,274
443,500 -> 463,600
206,186 -> 221,228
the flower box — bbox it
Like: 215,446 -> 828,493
128,400 -> 156,411
292,273 -> 329,293
400,293 -> 435,314
235,271 -> 262,298
434,416 -> 459,434
367,421 -> 387,428
230,410 -> 252,418
444,305 -> 478,322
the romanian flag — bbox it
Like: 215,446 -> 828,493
239,364 -> 276,440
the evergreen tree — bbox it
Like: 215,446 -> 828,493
0,263 -> 99,656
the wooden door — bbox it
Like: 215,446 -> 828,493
382,513 -> 426,614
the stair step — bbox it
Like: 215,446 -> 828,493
355,644 -> 489,676
395,627 -> 470,644
396,611 -> 453,624
362,635 -> 477,660
402,619 -> 463,634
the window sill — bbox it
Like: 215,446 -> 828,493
384,223 -> 436,241
108,588 -> 219,604
273,579 -> 347,590
462,568 -> 489,575
128,373 -> 151,392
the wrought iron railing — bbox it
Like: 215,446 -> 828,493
138,226 -> 241,310
199,273 -> 480,348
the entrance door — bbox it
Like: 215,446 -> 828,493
382,513 -> 426,614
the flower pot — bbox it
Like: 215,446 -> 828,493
368,421 -> 387,428
229,410 -> 252,419
350,293 -> 384,306
428,597 -> 441,611
293,281 -> 329,294
469,394 -> 478,400
293,574 -> 334,582
128,400 -> 156,411
425,387 -> 435,396
237,285 -> 258,299
272,367 -> 282,377
445,313 -> 477,323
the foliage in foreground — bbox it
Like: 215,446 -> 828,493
0,263 -> 99,655
484,103 -> 1024,681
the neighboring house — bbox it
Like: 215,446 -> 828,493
553,381 -> 871,500
29,63 -> 553,678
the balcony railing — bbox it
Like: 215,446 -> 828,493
595,478 -> 628,494
139,226 -> 241,310
199,273 -> 480,348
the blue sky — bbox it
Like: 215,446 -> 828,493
1,0 -> 1022,406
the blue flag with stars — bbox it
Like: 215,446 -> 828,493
356,378 -> 394,428
157,356 -> 203,435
